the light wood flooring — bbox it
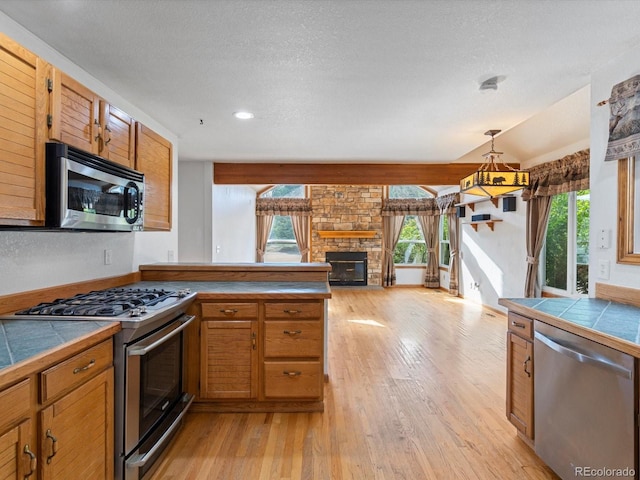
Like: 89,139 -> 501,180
151,287 -> 558,480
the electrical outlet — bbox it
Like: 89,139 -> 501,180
598,259 -> 610,280
104,249 -> 112,265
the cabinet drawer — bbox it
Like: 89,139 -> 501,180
508,313 -> 533,340
40,339 -> 112,403
264,302 -> 323,319
263,361 -> 322,399
264,321 -> 322,357
202,302 -> 258,319
0,379 -> 30,429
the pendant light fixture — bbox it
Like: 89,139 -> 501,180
460,130 -> 529,197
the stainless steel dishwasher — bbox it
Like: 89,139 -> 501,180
534,320 -> 636,479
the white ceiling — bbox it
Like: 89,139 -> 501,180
1,0 -> 639,164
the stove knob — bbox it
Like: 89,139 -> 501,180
139,306 -> 147,314
130,308 -> 142,317
177,288 -> 191,298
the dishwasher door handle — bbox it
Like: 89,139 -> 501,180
534,331 -> 633,380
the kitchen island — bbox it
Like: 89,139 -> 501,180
135,262 -> 332,413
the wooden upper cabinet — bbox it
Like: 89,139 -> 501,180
99,101 -> 135,168
135,122 -> 172,230
0,32 -> 48,225
48,67 -> 100,154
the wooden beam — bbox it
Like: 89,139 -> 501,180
213,162 -> 520,186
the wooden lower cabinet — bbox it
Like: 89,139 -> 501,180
506,313 -> 534,442
195,299 -> 325,411
39,367 -> 113,480
0,338 -> 114,480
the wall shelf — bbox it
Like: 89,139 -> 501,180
465,219 -> 503,232
317,230 -> 376,239
455,195 -> 514,212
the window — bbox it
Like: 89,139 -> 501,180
439,214 -> 450,267
260,185 -> 304,263
543,189 -> 590,295
394,216 -> 427,264
390,186 -> 431,265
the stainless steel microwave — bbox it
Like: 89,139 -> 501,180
45,142 -> 144,231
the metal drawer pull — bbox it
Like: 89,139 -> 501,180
283,309 -> 300,314
23,444 -> 36,478
283,330 -> 302,336
73,359 -> 95,374
511,321 -> 526,329
523,355 -> 531,377
220,309 -> 238,314
283,371 -> 302,377
45,429 -> 57,464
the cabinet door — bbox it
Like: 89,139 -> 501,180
0,419 -> 35,480
506,332 -> 533,439
99,102 -> 135,168
48,68 -> 100,154
40,367 -> 114,480
135,122 -> 172,230
200,320 -> 257,399
0,33 -> 47,225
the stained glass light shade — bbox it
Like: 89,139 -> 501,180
460,130 -> 529,197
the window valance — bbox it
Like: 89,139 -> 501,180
255,198 -> 312,216
435,193 -> 460,214
381,198 -> 439,216
521,149 -> 590,200
605,75 -> 640,161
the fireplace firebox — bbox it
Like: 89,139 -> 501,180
326,252 -> 368,286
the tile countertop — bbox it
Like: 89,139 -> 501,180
126,280 -> 332,299
0,320 -> 116,370
499,297 -> 640,358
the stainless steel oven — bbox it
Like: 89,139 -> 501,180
122,313 -> 195,480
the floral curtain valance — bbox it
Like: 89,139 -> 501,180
521,149 -> 589,201
255,198 -> 312,216
381,198 -> 439,216
435,193 -> 460,215
605,75 -> 640,161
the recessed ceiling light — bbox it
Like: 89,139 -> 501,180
233,111 -> 254,120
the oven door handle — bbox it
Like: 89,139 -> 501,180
125,393 -> 194,469
127,314 -> 195,356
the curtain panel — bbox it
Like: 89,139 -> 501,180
255,198 -> 312,216
604,74 -> 640,161
521,149 -> 590,200
382,215 -> 405,286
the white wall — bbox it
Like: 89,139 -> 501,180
589,48 -> 640,291
0,13 -> 179,295
178,162 -> 213,262
211,185 -> 256,262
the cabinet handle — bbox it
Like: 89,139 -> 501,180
283,330 -> 302,336
73,358 -> 95,374
23,444 -> 36,478
523,355 -> 531,378
219,309 -> 238,314
283,371 -> 302,377
251,332 -> 256,350
283,309 -> 300,314
104,124 -> 112,145
511,321 -> 526,329
94,119 -> 102,141
45,429 -> 58,464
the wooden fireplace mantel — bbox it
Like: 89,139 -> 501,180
317,230 -> 377,239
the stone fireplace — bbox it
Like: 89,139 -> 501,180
311,185 -> 382,286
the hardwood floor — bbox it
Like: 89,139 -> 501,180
151,288 -> 558,480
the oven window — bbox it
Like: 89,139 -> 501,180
139,331 -> 183,437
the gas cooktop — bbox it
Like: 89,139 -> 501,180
2,287 -> 197,326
